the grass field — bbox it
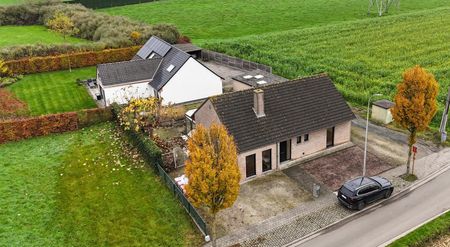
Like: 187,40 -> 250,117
7,67 -> 97,115
0,123 -> 201,246
101,0 -> 450,41
389,211 -> 450,247
0,26 -> 89,48
204,7 -> 450,126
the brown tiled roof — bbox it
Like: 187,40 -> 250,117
209,74 -> 355,152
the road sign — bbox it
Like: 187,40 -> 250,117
412,146 -> 417,153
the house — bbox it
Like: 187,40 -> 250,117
193,74 -> 355,182
371,99 -> 395,124
96,36 -> 222,106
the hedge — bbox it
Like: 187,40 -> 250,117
0,107 -> 112,143
5,46 -> 140,74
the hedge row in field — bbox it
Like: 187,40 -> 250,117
0,1 -> 180,60
0,107 -> 113,143
5,46 -> 140,74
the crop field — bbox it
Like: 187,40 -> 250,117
101,0 -> 450,41
204,8 -> 450,126
0,26 -> 90,48
0,123 -> 201,246
7,67 -> 97,115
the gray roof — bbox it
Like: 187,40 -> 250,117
232,69 -> 288,87
173,43 -> 202,53
203,74 -> 355,152
373,99 -> 395,109
97,58 -> 162,86
136,36 -> 191,90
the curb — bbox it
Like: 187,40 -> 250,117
282,163 -> 450,247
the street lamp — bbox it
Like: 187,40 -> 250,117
363,93 -> 383,177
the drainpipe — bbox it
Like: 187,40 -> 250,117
276,142 -> 279,170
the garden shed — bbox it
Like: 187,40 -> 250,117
371,99 -> 395,124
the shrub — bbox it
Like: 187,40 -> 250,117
77,107 -> 112,128
0,89 -> 29,119
5,46 -> 140,74
0,1 -> 180,59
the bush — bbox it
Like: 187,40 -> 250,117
5,46 -> 140,74
0,107 -> 113,143
0,1 -> 180,59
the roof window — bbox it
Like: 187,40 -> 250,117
167,64 -> 175,72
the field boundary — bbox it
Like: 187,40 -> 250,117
201,49 -> 272,73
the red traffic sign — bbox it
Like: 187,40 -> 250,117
412,146 -> 418,153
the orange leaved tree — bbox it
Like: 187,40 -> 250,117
185,123 -> 240,245
391,65 -> 439,175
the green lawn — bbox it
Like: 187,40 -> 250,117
204,7 -> 450,127
100,0 -> 450,41
8,67 -> 97,115
0,123 -> 201,246
0,25 -> 89,48
0,0 -> 22,5
389,211 -> 450,247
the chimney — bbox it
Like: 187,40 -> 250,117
253,89 -> 265,118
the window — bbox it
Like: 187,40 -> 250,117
304,134 -> 309,142
358,185 -> 379,195
262,149 -> 272,172
148,52 -> 156,59
297,136 -> 302,144
246,154 -> 256,178
166,64 -> 175,72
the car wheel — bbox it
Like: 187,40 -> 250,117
384,189 -> 393,199
357,201 -> 365,210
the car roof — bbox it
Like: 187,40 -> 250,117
343,177 -> 378,191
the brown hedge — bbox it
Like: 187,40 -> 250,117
5,46 -> 141,75
0,108 -> 113,144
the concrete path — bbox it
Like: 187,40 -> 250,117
289,166 -> 450,247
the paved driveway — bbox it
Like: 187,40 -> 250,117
284,146 -> 393,191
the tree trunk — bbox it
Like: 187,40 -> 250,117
406,144 -> 412,175
212,213 -> 217,247
406,129 -> 417,175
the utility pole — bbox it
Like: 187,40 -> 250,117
439,87 -> 450,143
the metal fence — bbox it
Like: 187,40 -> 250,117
66,0 -> 157,9
201,49 -> 272,73
155,165 -> 209,236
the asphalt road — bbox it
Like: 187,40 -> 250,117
289,168 -> 450,247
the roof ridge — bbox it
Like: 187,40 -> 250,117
97,57 -> 163,67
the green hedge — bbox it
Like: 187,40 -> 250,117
389,211 -> 450,247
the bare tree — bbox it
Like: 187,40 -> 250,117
368,0 -> 400,16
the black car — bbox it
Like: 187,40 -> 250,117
337,176 -> 394,210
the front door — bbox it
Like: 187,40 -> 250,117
245,154 -> 256,178
279,140 -> 291,163
326,127 -> 335,148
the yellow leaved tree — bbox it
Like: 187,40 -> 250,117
118,97 -> 160,136
391,65 -> 439,175
0,59 -> 11,78
185,123 -> 240,245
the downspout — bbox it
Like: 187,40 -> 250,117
276,142 -> 279,170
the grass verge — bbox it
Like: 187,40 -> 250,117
389,210 -> 450,247
0,123 -> 201,246
7,67 -> 97,115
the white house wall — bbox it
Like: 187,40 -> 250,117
102,82 -> 155,106
160,58 -> 222,105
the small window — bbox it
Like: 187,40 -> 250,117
262,149 -> 272,172
167,64 -> 175,72
304,134 -> 309,142
148,52 -> 156,59
297,136 -> 302,144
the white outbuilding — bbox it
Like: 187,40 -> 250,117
371,99 -> 395,124
96,36 -> 222,106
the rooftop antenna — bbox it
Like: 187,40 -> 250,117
439,87 -> 450,143
368,0 -> 400,16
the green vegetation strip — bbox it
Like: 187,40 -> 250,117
389,210 -> 450,247
100,0 -> 450,41
7,67 -> 97,116
204,7 -> 450,127
0,25 -> 89,48
0,123 -> 201,246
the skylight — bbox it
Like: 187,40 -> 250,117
254,75 -> 264,79
256,80 -> 268,85
167,64 -> 175,72
243,75 -> 253,79
148,52 -> 156,59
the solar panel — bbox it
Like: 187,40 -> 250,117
136,36 -> 172,59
